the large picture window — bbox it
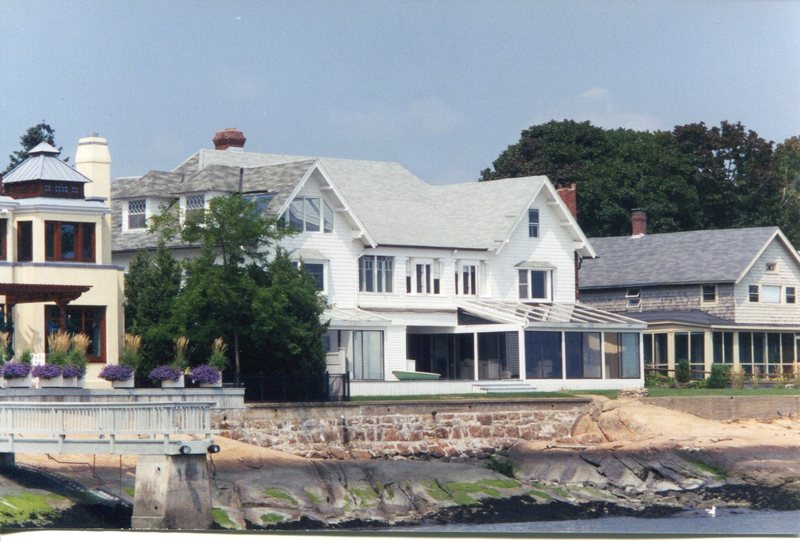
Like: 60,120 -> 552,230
525,331 -> 562,379
282,197 -> 334,233
352,330 -> 383,380
605,332 -> 640,379
45,221 -> 95,262
565,332 -> 601,379
44,305 -> 105,362
359,255 -> 393,293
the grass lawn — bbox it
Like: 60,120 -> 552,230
350,390 -> 617,402
646,386 -> 800,397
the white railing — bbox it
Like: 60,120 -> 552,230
325,348 -> 346,374
0,401 -> 215,455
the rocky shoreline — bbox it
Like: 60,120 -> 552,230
0,396 -> 798,530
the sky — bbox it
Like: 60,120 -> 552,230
1,0 -> 798,185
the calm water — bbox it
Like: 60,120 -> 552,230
390,508 -> 800,535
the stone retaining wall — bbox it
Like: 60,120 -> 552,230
645,395 -> 800,420
214,398 -> 591,459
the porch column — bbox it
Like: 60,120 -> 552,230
473,332 -> 478,381
518,329 -> 526,381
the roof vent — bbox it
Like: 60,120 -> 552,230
28,142 -> 60,156
213,128 -> 246,151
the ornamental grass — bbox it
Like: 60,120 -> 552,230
46,331 -> 72,367
121,333 -> 142,368
0,331 -> 9,362
174,336 -> 189,370
208,337 -> 228,371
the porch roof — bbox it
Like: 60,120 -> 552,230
457,299 -> 646,330
323,306 -> 389,328
0,283 -> 92,306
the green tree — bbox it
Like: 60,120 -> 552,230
152,193 -> 287,385
480,120 -> 800,244
249,250 -> 328,400
6,122 -> 67,174
124,243 -> 181,381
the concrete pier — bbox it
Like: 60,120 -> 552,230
131,455 -> 212,530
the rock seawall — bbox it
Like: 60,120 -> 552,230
215,398 -> 589,459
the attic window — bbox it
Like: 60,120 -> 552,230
766,262 -> 778,272
528,208 -> 539,238
280,197 -> 334,233
625,288 -> 641,308
128,200 -> 146,230
185,194 -> 205,222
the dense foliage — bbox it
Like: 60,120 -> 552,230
127,193 -> 328,400
481,120 -> 800,245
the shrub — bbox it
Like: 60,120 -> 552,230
190,364 -> 221,384
707,364 -> 730,389
32,364 -> 62,379
149,365 -> 183,382
99,364 -> 135,382
730,368 -> 745,389
2,362 -> 31,379
675,358 -> 691,383
18,350 -> 32,364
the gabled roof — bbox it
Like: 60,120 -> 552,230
3,143 -> 91,185
111,146 -> 591,253
114,172 -> 183,199
580,226 -> 789,289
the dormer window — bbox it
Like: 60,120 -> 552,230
185,194 -> 205,222
128,200 -> 146,230
626,288 -> 641,308
528,208 -> 539,238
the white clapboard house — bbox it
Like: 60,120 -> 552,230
111,129 -> 644,395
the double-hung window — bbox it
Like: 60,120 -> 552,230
626,288 -> 641,308
701,285 -> 717,304
456,262 -> 478,296
528,208 -> 539,238
787,287 -> 796,304
127,199 -> 146,230
359,255 -> 393,293
518,269 -> 550,301
293,260 -> 326,293
406,259 -> 440,294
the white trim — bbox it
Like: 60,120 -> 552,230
735,229 -> 800,284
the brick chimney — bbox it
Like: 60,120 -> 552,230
557,182 -> 577,219
632,209 -> 647,237
213,128 -> 246,150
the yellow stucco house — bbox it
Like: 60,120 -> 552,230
0,136 -> 124,386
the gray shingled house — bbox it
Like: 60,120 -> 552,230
579,212 -> 800,379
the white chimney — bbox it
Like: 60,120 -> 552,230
75,133 -> 111,201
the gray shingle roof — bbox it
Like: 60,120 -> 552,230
110,147 -> 571,253
622,310 -> 734,326
579,227 -> 781,289
113,171 -> 183,199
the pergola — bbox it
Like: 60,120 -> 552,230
0,283 -> 92,332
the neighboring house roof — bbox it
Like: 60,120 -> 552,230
114,172 -> 183,199
4,142 -> 91,185
623,309 -> 734,326
580,227 -> 785,289
111,147 -> 591,254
